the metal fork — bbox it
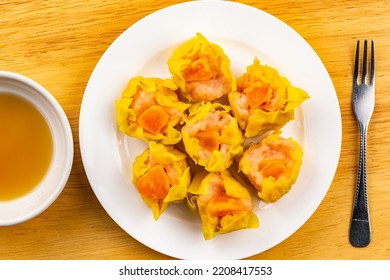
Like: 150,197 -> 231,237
350,40 -> 375,247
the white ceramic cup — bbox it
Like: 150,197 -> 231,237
0,71 -> 74,225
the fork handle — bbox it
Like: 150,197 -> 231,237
349,124 -> 371,247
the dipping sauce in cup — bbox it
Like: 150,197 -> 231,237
0,94 -> 53,201
0,71 -> 73,225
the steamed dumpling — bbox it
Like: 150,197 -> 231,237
168,33 -> 236,102
238,131 -> 303,203
116,76 -> 190,145
228,58 -> 309,137
181,102 -> 244,172
132,141 -> 191,219
187,171 -> 259,240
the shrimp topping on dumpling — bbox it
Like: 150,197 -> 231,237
132,141 -> 191,220
181,102 -> 244,172
168,33 -> 236,102
187,171 -> 259,240
238,131 -> 303,203
228,58 -> 309,137
116,77 -> 190,145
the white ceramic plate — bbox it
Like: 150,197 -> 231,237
79,0 -> 341,259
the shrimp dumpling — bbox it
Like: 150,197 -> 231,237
238,131 -> 303,203
168,33 -> 236,102
116,76 -> 190,145
228,58 -> 309,137
181,102 -> 244,172
132,141 -> 191,220
187,171 -> 259,240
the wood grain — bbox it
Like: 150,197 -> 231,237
1,0 -> 390,260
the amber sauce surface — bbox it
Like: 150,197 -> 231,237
0,94 -> 53,201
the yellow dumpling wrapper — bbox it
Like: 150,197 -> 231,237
181,102 -> 244,172
116,76 -> 190,145
167,33 -> 236,102
187,171 -> 259,240
133,141 -> 191,220
229,58 -> 309,137
238,131 -> 303,203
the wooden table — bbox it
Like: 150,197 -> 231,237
1,0 -> 390,260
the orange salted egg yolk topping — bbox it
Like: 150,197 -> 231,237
182,56 -> 213,82
137,105 -> 169,135
258,159 -> 289,182
194,130 -> 221,151
206,192 -> 247,218
245,81 -> 271,110
137,165 -> 170,200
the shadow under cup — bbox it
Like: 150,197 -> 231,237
0,71 -> 73,226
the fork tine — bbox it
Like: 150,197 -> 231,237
353,40 -> 360,85
370,40 -> 375,85
362,40 -> 368,84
